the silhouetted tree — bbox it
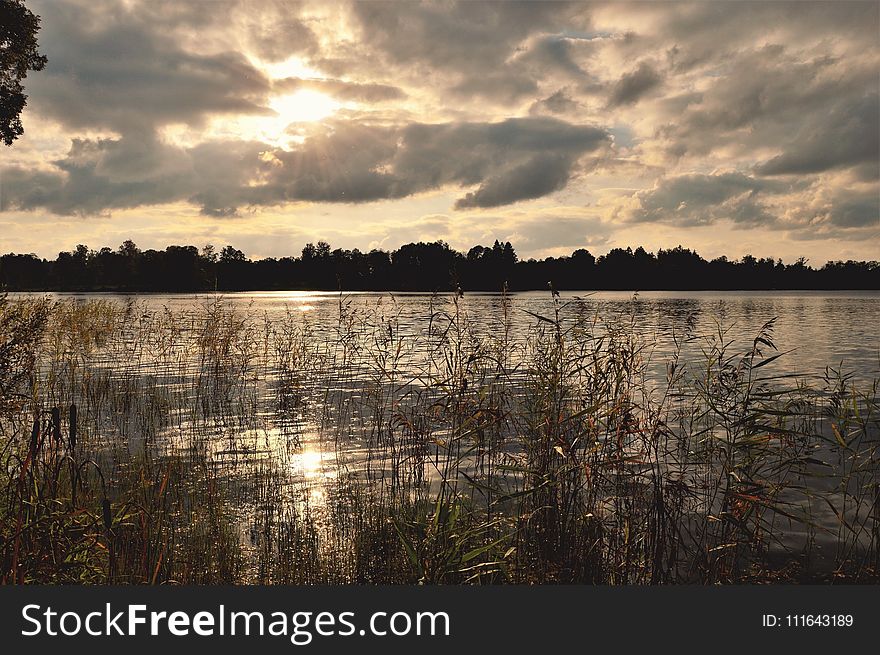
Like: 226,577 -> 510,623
366,249 -> 392,290
0,0 -> 47,145
1,240 -> 877,291
568,248 -> 596,287
219,245 -> 244,262
392,241 -> 460,290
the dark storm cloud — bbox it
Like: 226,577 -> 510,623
27,0 -> 272,132
608,62 -> 662,107
3,118 -> 611,215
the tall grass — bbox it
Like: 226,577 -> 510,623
0,292 -> 876,584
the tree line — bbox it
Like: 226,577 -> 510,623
1,240 -> 878,291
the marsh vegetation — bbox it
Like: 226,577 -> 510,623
1,292 -> 877,584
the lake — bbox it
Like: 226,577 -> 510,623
7,289 -> 879,582
26,289 -> 880,382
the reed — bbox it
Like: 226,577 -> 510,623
0,292 -> 876,584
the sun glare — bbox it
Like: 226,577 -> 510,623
260,56 -> 325,80
292,447 -> 336,480
207,89 -> 341,147
270,89 -> 340,124
184,57 -> 345,147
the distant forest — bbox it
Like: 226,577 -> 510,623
1,240 -> 878,291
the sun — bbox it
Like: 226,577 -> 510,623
172,57 -> 344,147
259,56 -> 343,126
270,89 -> 341,124
206,89 -> 341,147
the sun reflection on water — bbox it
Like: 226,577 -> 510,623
291,447 -> 336,480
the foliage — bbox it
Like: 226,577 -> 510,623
0,0 -> 47,145
0,295 -> 877,584
2,240 -> 878,291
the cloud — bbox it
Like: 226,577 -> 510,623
1,132 -> 267,215
757,93 -> 879,176
266,117 -> 610,209
779,176 -> 880,235
454,154 -> 574,209
274,77 -> 406,103
652,45 -> 878,164
624,169 -> 879,242
508,214 -> 612,253
5,0 -> 879,261
608,62 -> 662,107
346,1 -> 591,103
27,0 -> 271,133
627,172 -> 788,226
3,117 -> 612,215
529,89 -> 581,115
350,1 -> 585,73
241,3 -> 319,62
603,1 -> 879,74
451,72 -> 539,104
827,195 -> 880,229
514,34 -> 592,79
395,117 -> 611,207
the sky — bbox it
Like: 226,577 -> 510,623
1,0 -> 878,263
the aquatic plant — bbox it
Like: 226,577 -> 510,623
0,293 -> 876,584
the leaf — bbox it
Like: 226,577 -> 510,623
461,536 -> 508,564
752,352 -> 785,369
831,423 -> 848,449
521,309 -> 557,325
391,519 -> 421,573
820,497 -> 857,534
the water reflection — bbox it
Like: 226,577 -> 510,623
19,289 -> 880,575
280,290 -> 871,382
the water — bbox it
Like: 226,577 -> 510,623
29,289 -> 880,382
12,290 -> 880,577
